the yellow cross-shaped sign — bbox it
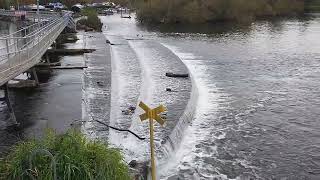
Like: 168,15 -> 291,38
139,101 -> 167,180
139,101 -> 166,126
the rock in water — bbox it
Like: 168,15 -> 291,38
129,160 -> 138,168
128,106 -> 136,111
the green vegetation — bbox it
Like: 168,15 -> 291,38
0,129 -> 130,180
134,0 -> 305,24
305,0 -> 320,12
0,0 -> 9,9
78,8 -> 103,32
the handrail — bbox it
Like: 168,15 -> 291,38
0,11 -> 73,64
0,11 -> 69,39
0,18 -> 61,40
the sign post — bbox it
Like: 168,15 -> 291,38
139,101 -> 166,180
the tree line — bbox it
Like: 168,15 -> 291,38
134,0 -> 305,23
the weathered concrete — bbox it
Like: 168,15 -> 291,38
8,79 -> 37,88
81,32 -> 112,140
46,49 -> 95,55
51,66 -> 87,69
36,62 -> 61,67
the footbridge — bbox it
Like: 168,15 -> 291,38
0,10 -> 75,86
0,10 -> 75,125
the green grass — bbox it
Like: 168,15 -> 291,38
0,129 -> 130,180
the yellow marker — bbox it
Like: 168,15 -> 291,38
139,101 -> 166,180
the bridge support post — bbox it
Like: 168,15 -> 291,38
31,67 -> 39,86
45,53 -> 51,63
0,83 -> 18,126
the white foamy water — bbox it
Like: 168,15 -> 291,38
107,37 -> 149,162
159,44 -> 232,179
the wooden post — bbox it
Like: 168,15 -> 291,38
149,112 -> 156,180
139,102 -> 166,180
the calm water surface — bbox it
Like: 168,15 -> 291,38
103,14 -> 320,179
0,21 -> 82,155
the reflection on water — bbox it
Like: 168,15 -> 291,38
0,31 -> 83,156
158,15 -> 320,179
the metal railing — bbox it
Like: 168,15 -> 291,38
0,11 -> 74,86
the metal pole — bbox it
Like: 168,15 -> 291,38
6,39 -> 9,60
149,112 -> 156,180
37,0 -> 39,15
37,0 -> 40,26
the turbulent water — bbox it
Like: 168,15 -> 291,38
101,13 -> 320,180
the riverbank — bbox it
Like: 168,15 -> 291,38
136,0 -> 304,24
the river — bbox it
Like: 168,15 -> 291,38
101,13 -> 320,180
0,20 -> 82,155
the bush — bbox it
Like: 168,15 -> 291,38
136,0 -> 305,24
0,129 -> 130,180
78,8 -> 103,32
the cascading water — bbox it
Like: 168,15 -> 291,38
158,44 -> 228,179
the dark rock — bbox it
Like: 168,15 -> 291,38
166,72 -> 189,78
128,106 -> 136,111
166,88 -> 172,92
85,27 -> 94,32
122,106 -> 136,115
129,161 -> 149,180
76,24 -> 86,30
122,110 -> 131,115
160,114 -> 167,119
106,39 -> 111,44
129,160 -> 138,168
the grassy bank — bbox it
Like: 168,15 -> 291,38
0,130 -> 130,180
78,8 -> 103,32
134,0 -> 305,24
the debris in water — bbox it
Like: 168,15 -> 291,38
166,72 -> 189,78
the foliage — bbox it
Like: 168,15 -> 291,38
0,129 -> 130,180
135,0 -> 305,24
305,0 -> 320,12
61,0 -> 90,9
78,7 -> 103,31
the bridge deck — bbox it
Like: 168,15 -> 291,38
0,10 -> 74,86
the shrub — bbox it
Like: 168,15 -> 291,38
135,0 -> 305,24
0,129 -> 130,180
78,8 -> 103,32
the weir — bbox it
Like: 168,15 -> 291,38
0,10 -> 75,126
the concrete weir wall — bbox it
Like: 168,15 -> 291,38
81,33 -> 112,139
